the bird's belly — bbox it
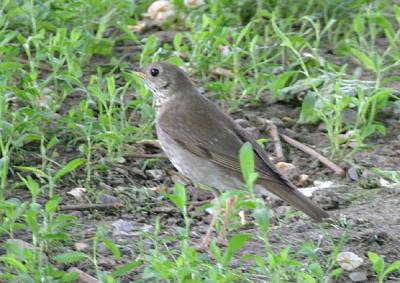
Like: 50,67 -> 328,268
157,128 -> 243,191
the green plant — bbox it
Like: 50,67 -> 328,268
368,251 -> 400,283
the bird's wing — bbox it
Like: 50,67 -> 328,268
157,99 -> 290,186
158,96 -> 329,222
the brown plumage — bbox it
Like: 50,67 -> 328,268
134,62 -> 328,240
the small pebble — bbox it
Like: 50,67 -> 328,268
349,271 -> 368,282
145,169 -> 164,180
112,219 -> 135,236
99,194 -> 118,204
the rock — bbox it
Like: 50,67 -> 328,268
349,271 -> 368,282
67,187 -> 87,201
219,45 -> 230,57
235,119 -> 251,128
270,117 -> 284,127
145,169 -> 164,180
347,166 -> 359,181
342,108 -> 358,125
6,239 -> 48,261
296,174 -> 310,187
245,126 -> 260,139
112,219 -> 135,236
275,205 -> 291,219
99,194 -> 118,204
68,267 -> 98,283
187,185 -> 213,201
336,252 -> 363,271
317,122 -> 327,132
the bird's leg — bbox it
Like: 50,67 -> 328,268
198,207 -> 219,251
197,184 -> 221,251
216,196 -> 236,246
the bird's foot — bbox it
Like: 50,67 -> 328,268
216,235 -> 228,247
196,238 -> 210,252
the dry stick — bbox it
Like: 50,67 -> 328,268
265,120 -> 284,161
136,139 -> 162,149
58,203 -> 124,211
68,267 -> 98,283
124,152 -> 167,159
280,133 -> 345,175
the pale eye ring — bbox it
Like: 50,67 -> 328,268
150,68 -> 159,77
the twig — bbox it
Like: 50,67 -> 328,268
136,139 -> 161,149
265,120 -> 284,161
280,134 -> 345,175
124,152 -> 167,159
58,203 -> 124,211
68,267 -> 98,283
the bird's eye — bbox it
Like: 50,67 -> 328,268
150,68 -> 159,77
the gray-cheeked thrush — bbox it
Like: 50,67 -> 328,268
134,62 -> 329,249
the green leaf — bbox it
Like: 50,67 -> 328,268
271,16 -> 293,48
20,175 -> 40,199
239,142 -> 254,184
373,15 -> 395,40
352,15 -> 365,35
45,195 -> 60,214
253,207 -> 270,234
210,240 -> 223,263
54,158 -> 85,181
166,183 -> 187,213
331,268 -> 344,278
104,239 -> 121,260
271,71 -> 296,98
395,6 -> 400,25
222,234 -> 251,267
0,256 -> 27,273
368,251 -> 385,275
53,251 -> 87,264
17,166 -> 46,177
351,48 -> 376,72
0,61 -> 23,72
112,260 -> 141,277
25,209 -> 39,235
107,76 -> 115,95
299,273 -> 317,283
166,56 -> 185,66
300,92 -> 318,123
383,260 -> 400,277
173,32 -> 183,50
47,136 -> 59,150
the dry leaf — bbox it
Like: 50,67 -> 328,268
276,162 -> 296,171
74,242 -> 89,251
184,0 -> 205,8
129,20 -> 148,33
211,67 -> 234,78
336,252 -> 363,271
147,0 -> 176,25
67,187 -> 86,201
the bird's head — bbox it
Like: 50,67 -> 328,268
133,62 -> 191,105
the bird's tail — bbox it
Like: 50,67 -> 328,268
259,181 -> 329,222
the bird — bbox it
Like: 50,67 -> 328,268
133,62 -> 329,249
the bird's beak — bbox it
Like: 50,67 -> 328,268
132,71 -> 145,79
